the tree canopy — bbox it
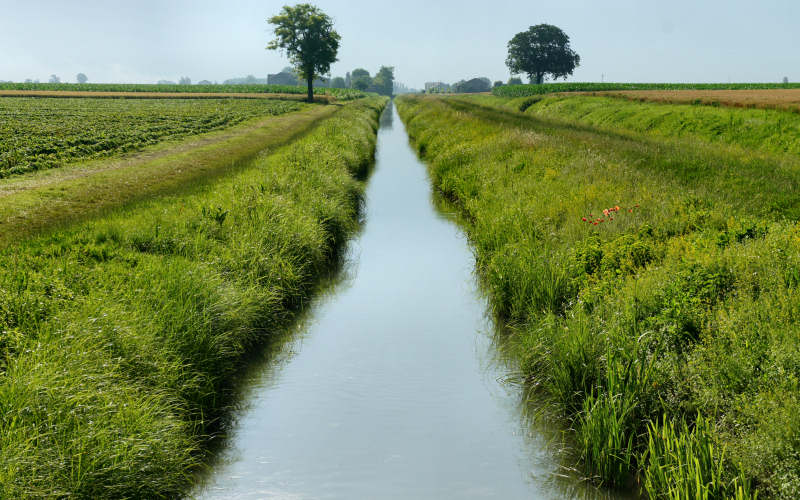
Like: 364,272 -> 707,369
506,24 -> 580,84
267,3 -> 340,102
76,73 -> 88,84
371,66 -> 395,96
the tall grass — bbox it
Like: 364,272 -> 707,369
523,95 -> 800,155
396,94 -> 800,499
492,82 -> 800,98
0,96 -> 387,497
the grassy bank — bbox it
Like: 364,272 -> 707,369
462,94 -> 800,157
396,95 -> 800,499
0,96 -> 387,497
525,95 -> 800,156
492,82 -> 800,98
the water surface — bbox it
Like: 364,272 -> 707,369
194,103 -> 617,499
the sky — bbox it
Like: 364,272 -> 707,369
0,0 -> 797,89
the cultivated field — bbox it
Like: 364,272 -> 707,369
0,81 -> 367,99
397,94 -> 800,499
577,89 -> 800,112
0,97 -> 306,177
0,97 -> 388,497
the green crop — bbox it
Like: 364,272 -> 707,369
0,97 -> 303,177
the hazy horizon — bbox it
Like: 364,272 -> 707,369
1,0 -> 797,88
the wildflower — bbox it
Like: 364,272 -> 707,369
603,209 -> 610,216
629,209 -> 633,213
614,205 -> 620,211
582,217 -> 587,222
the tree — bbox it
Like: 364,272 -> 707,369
784,76 -> 790,84
506,24 -> 580,84
330,76 -> 346,88
351,68 -> 371,91
371,66 -> 394,96
49,74 -> 60,83
267,4 -> 340,102
178,76 -> 191,85
508,77 -> 523,85
345,71 -> 351,88
493,80 -> 504,88
452,77 -> 491,93
76,73 -> 88,84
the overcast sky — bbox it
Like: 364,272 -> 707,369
1,0 -> 797,88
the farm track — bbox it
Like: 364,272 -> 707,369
0,103 -> 338,245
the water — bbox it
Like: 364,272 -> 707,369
193,103 -> 616,499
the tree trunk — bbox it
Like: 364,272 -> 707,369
307,74 -> 314,103
536,73 -> 544,85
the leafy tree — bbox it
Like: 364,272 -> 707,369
371,66 -> 394,96
784,76 -> 790,84
178,76 -> 191,85
508,77 -> 523,85
267,4 -> 340,102
506,24 -> 580,84
345,71 -> 351,88
452,77 -> 491,93
351,68 -> 371,91
49,74 -> 60,83
76,73 -> 88,84
330,76 -> 346,88
493,80 -> 504,88
351,68 -> 369,80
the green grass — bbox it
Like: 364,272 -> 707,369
493,82 -> 800,98
523,95 -> 800,156
0,82 -> 367,99
0,97 -> 304,177
396,94 -> 800,499
0,96 -> 388,497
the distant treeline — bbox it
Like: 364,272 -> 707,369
250,66 -> 401,96
493,81 -> 800,97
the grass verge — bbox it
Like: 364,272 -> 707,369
396,94 -> 799,499
0,96 -> 388,498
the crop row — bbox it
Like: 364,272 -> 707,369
493,82 -> 800,97
0,82 -> 367,99
0,97 -> 304,177
396,95 -> 800,499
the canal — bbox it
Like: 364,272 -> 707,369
194,102 -> 615,499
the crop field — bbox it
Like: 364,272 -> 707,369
397,94 -> 800,499
0,96 -> 388,497
0,81 -> 367,99
0,97 -> 305,177
578,89 -> 800,112
492,82 -> 800,98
